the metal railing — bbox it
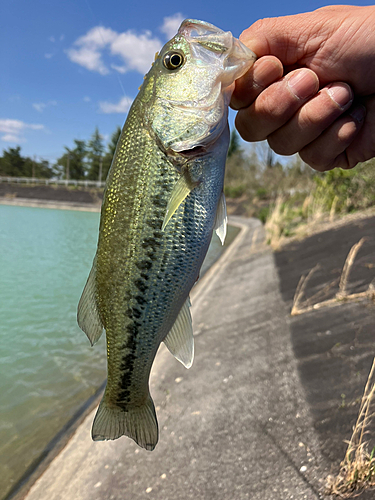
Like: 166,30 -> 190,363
0,176 -> 105,188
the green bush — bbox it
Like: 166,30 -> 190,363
224,184 -> 247,198
313,161 -> 375,214
256,187 -> 268,200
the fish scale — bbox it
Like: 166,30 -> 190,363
97,104 -> 209,409
77,19 -> 256,450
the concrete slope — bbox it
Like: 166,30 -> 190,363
24,217 -> 327,500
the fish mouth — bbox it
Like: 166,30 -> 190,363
179,19 -> 257,89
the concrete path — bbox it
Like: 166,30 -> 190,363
23,217 -> 329,500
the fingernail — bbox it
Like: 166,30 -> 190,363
252,58 -> 282,89
327,83 -> 353,109
350,104 -> 366,123
287,69 -> 318,100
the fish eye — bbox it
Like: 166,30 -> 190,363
163,51 -> 185,70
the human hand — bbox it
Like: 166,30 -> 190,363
231,5 -> 375,171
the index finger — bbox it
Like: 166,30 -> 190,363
231,55 -> 283,110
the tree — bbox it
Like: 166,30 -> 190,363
69,140 -> 87,179
55,140 -> 87,180
102,126 -> 121,180
0,146 -> 26,176
87,127 -> 104,181
0,146 -> 53,178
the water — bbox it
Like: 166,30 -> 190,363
0,205 -> 238,499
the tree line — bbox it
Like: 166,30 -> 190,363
0,126 -> 121,181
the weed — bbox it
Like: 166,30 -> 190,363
327,360 -> 375,497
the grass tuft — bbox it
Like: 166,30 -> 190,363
327,359 -> 375,497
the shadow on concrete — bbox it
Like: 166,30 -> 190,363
275,216 -> 375,496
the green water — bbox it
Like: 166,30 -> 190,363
0,205 -> 106,499
0,205 -> 238,499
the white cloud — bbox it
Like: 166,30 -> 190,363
160,13 -> 184,39
2,134 -> 21,143
99,96 -> 133,114
83,96 -> 91,102
110,64 -> 127,74
66,25 -> 162,75
44,53 -> 53,59
0,119 -> 44,143
66,26 -> 118,75
67,44 -> 109,75
49,36 -> 56,43
32,100 -> 57,113
33,103 -> 46,113
110,31 -> 161,74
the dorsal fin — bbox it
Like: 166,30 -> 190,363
163,297 -> 194,369
77,254 -> 104,346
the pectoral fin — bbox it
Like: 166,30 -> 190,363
77,254 -> 104,346
214,191 -> 227,245
163,297 -> 194,369
162,174 -> 194,231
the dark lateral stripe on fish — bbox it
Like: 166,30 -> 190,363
146,251 -> 157,261
135,295 -> 147,305
146,218 -> 162,230
136,260 -> 153,271
117,323 -> 139,406
127,306 -> 142,319
134,279 -> 148,293
151,194 -> 167,208
141,237 -> 161,250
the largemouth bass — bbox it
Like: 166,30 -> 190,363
78,19 -> 256,451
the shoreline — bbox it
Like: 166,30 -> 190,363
7,217 -> 248,500
6,383 -> 106,500
0,198 -> 101,212
10,213 -> 375,500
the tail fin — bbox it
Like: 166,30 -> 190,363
91,395 -> 158,451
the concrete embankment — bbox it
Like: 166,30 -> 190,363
19,215 -> 375,500
0,184 -> 102,211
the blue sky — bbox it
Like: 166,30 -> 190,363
1,0 -> 372,164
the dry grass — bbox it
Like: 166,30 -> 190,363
264,197 -> 285,248
291,238 -> 374,316
290,238 -> 375,496
327,359 -> 375,497
266,198 -> 375,251
265,193 -> 328,249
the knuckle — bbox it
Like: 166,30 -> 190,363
235,111 -> 267,142
299,148 -> 330,171
267,134 -> 297,156
248,18 -> 267,34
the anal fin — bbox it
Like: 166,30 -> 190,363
77,254 -> 104,346
163,297 -> 194,368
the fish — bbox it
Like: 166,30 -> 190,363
77,19 -> 256,451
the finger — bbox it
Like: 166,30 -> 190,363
230,56 -> 283,110
235,68 -> 319,142
299,105 -> 366,171
345,96 -> 375,167
239,14 -> 318,64
268,83 -> 353,155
